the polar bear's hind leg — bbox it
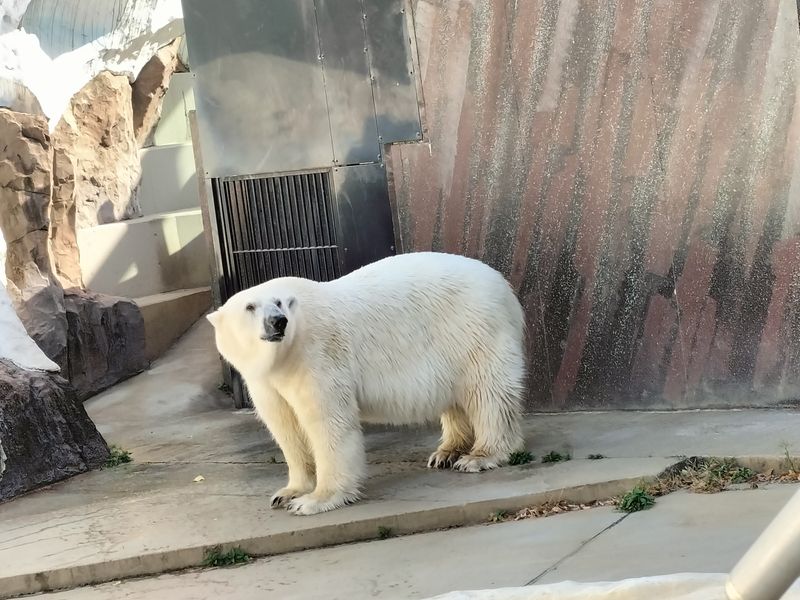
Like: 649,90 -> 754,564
428,405 -> 474,469
454,350 -> 525,473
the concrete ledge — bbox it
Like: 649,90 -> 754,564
0,474 -> 653,598
135,287 -> 211,362
5,453 -> 795,598
77,209 -> 210,298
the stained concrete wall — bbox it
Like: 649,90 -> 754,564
391,0 -> 800,410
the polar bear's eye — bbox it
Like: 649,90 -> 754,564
275,300 -> 282,308
245,303 -> 255,312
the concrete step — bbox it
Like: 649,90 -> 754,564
135,286 -> 212,362
138,143 -> 199,216
77,208 -> 211,298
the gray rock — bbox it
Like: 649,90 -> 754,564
64,288 -> 148,401
0,359 -> 109,502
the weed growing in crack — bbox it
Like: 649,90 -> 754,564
105,446 -> 132,468
203,546 -> 251,567
542,451 -> 571,463
488,510 -> 509,523
587,453 -> 605,460
618,486 -> 655,513
781,443 -> 798,473
508,450 -> 535,465
377,526 -> 394,539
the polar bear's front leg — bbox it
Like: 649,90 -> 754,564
285,383 -> 365,516
247,382 -> 316,508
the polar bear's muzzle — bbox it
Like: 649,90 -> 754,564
261,313 -> 288,342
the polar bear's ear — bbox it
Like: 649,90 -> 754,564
206,310 -> 223,328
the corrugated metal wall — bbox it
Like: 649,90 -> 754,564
390,0 -> 800,410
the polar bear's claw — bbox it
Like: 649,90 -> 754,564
286,491 -> 360,516
427,449 -> 462,469
270,487 -> 306,509
453,454 -> 502,473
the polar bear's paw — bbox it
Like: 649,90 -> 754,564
270,487 -> 310,509
286,491 -> 360,516
453,454 -> 502,473
427,449 -> 463,469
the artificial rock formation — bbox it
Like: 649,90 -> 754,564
49,147 -> 82,288
53,71 -> 142,229
64,288 -> 147,400
0,359 -> 110,501
0,109 -> 68,370
0,108 -> 149,398
132,37 -> 186,146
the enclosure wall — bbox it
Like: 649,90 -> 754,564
390,0 -> 800,409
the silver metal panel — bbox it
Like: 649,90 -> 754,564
315,0 -> 381,166
364,0 -> 422,143
182,0 -> 334,178
332,163 -> 396,273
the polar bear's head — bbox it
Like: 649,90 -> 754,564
206,284 -> 299,373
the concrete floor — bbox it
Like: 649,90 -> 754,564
36,485 -> 800,600
3,320 -> 800,598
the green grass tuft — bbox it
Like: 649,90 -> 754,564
541,451 -> 571,463
587,453 -> 605,460
203,545 -> 251,567
488,510 -> 509,523
508,450 -> 535,465
105,446 -> 132,468
377,526 -> 394,540
618,486 -> 655,513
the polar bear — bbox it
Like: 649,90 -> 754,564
206,251 -> 526,516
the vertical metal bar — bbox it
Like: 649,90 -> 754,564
320,171 -> 337,279
239,179 -> 257,285
211,179 -> 232,300
285,175 -> 304,277
311,172 -> 330,279
276,176 -> 297,276
280,175 -> 300,276
256,179 -> 277,280
311,172 -> 327,280
230,181 -> 252,289
293,175 -> 311,278
301,174 -> 322,281
231,180 -> 253,289
321,171 -> 342,277
219,180 -> 240,294
245,178 -> 264,283
243,180 -> 260,286
266,177 -> 287,278
293,175 -> 312,278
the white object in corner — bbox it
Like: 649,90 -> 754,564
0,279 -> 59,372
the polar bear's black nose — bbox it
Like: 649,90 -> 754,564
271,314 -> 288,334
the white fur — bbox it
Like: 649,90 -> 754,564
207,252 -> 526,516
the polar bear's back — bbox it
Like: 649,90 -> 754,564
322,252 -> 526,425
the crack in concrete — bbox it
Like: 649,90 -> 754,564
524,513 -> 630,586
